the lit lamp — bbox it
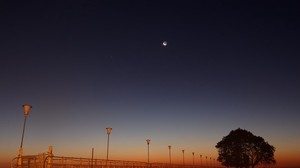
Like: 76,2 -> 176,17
18,104 -> 32,168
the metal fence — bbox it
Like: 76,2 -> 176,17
11,154 -> 218,168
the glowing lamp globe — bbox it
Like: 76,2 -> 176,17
106,127 -> 112,135
22,104 -> 32,116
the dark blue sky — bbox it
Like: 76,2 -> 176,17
1,1 -> 300,166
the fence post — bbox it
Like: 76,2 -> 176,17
47,146 -> 53,168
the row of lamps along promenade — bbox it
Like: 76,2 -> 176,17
17,104 -> 217,167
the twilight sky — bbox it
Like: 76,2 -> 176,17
1,1 -> 300,167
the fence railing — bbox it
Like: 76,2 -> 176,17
11,154 -> 219,168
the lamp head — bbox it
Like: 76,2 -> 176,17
22,104 -> 32,116
106,127 -> 112,135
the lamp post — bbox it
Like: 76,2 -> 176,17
182,150 -> 185,166
192,152 -> 195,167
206,156 -> 208,168
168,145 -> 171,164
91,148 -> 94,168
18,104 -> 32,168
106,127 -> 112,161
146,139 -> 151,164
200,155 -> 202,168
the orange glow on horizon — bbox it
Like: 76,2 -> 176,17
2,142 -> 300,168
2,151 -> 300,168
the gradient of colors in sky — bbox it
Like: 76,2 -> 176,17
1,1 -> 300,168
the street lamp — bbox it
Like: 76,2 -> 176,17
18,104 -> 32,168
146,139 -> 151,164
206,156 -> 208,168
200,155 -> 202,168
168,145 -> 171,164
106,127 -> 112,161
182,150 -> 185,165
192,152 -> 195,167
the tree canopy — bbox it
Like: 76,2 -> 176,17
215,128 -> 275,168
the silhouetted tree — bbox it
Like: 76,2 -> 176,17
215,128 -> 275,168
